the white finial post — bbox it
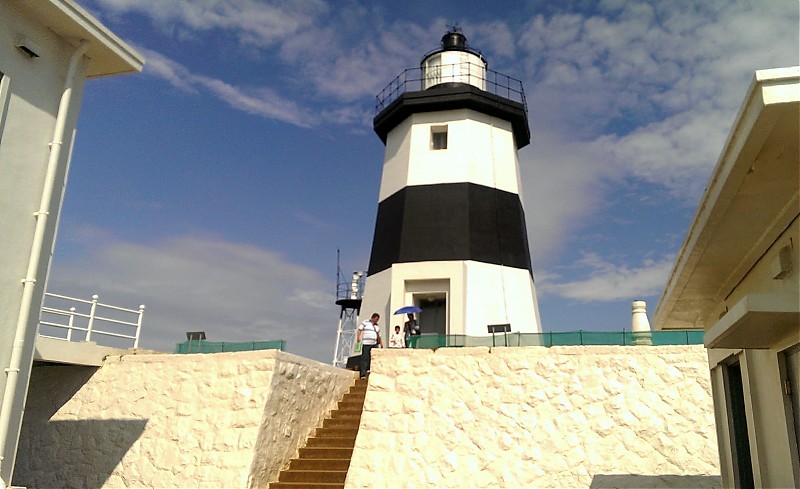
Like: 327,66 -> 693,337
631,300 -> 652,345
85,294 -> 99,342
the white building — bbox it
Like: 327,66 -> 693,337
654,66 -> 799,489
0,1 -> 142,485
361,30 -> 542,340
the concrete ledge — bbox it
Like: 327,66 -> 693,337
34,335 -> 133,366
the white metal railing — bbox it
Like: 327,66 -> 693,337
39,293 -> 145,348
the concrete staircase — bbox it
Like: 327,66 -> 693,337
269,377 -> 367,489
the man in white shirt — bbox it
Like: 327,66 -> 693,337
389,325 -> 405,348
357,313 -> 382,378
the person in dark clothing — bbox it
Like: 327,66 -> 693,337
404,313 -> 419,348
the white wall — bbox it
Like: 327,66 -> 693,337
361,261 -> 542,341
0,0 -> 85,394
347,346 -> 720,488
0,4 -> 87,482
16,350 -> 356,488
379,110 -> 520,201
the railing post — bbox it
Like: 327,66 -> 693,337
66,307 -> 76,341
133,304 -> 145,348
85,294 -> 98,342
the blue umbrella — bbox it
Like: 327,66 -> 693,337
394,305 -> 422,315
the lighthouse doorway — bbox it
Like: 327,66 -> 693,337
417,295 -> 447,335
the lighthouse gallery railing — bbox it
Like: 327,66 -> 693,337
375,63 -> 527,115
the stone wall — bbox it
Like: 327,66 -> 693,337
16,349 -> 356,488
346,345 -> 720,488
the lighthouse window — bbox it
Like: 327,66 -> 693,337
431,126 -> 448,150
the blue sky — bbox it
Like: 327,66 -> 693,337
47,0 -> 798,362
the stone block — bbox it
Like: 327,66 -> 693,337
346,345 -> 719,488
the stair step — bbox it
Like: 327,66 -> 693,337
331,409 -> 361,419
298,446 -> 354,459
269,483 -> 344,489
305,436 -> 357,448
314,427 -> 358,438
339,393 -> 364,401
288,458 -> 352,471
280,470 -> 347,483
338,400 -> 364,409
331,410 -> 363,418
322,417 -> 361,429
325,410 -> 360,418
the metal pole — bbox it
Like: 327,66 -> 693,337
85,295 -> 98,342
332,313 -> 345,367
133,305 -> 145,349
66,307 -> 76,342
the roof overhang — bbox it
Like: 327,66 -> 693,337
15,0 -> 143,77
704,293 -> 800,349
654,67 -> 800,330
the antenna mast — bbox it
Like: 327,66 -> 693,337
332,249 -> 366,368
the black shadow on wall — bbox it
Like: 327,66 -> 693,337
15,364 -> 148,488
15,418 -> 149,488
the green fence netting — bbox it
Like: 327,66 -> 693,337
174,339 -> 286,354
407,330 -> 704,349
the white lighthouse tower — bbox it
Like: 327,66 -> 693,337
361,29 -> 542,340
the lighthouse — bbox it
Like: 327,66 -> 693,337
360,29 -> 542,340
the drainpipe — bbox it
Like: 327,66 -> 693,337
0,40 -> 90,488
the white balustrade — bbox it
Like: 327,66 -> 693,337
39,293 -> 145,349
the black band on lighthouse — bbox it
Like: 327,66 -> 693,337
367,183 -> 533,276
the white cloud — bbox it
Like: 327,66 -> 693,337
538,252 -> 674,302
92,0 -> 327,47
137,48 -> 313,127
594,107 -> 732,201
276,19 -> 438,102
517,0 -> 798,267
47,236 -> 340,363
468,21 -> 516,60
520,131 -> 615,265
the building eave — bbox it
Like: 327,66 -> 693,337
653,66 -> 800,330
16,0 -> 144,77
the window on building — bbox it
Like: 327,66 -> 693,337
431,125 -> 447,150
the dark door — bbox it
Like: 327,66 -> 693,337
783,345 -> 800,484
725,361 -> 754,489
418,297 -> 446,335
